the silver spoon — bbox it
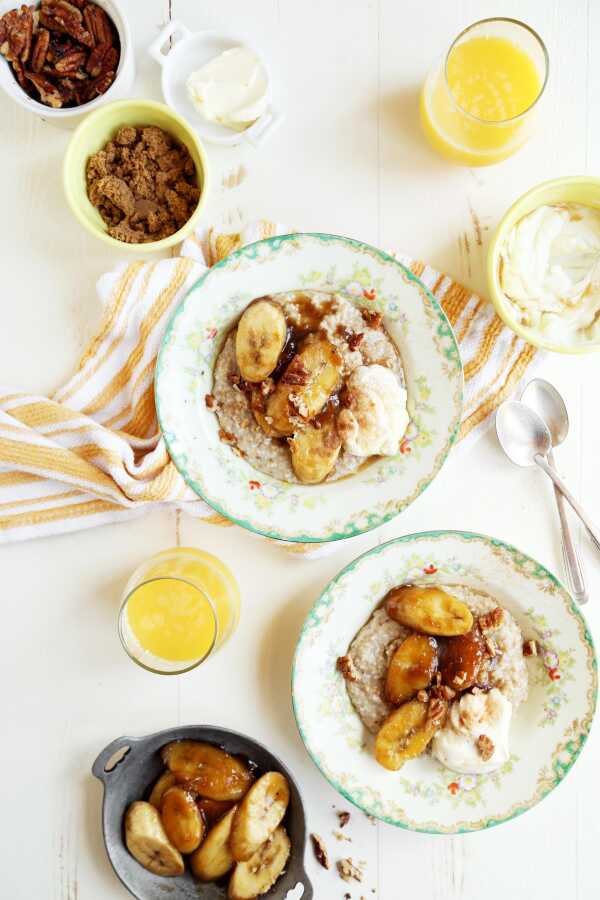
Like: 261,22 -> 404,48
521,379 -> 587,604
496,400 -> 600,566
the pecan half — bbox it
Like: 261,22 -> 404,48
40,2 -> 93,48
0,6 -> 33,63
54,46 -> 86,73
24,70 -> 63,106
281,356 -> 310,386
31,27 -> 50,71
310,834 -> 329,870
82,2 -> 113,45
476,734 -> 495,761
85,39 -> 109,75
83,66 -> 114,100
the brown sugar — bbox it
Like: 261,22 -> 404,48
86,125 -> 200,244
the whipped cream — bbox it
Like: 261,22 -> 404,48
431,688 -> 512,775
337,364 -> 409,457
187,47 -> 269,131
500,202 -> 600,345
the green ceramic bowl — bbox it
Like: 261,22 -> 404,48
487,176 -> 600,354
63,99 -> 210,253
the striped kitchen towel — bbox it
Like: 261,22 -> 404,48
0,220 -> 540,546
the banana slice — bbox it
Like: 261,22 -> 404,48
385,634 -> 438,705
124,801 -> 184,877
375,699 -> 443,771
230,772 -> 290,862
266,335 -> 343,435
161,740 -> 253,801
235,299 -> 287,382
385,585 -> 473,637
228,826 -> 291,900
148,770 -> 177,809
289,413 -> 341,484
161,786 -> 205,854
190,805 -> 237,882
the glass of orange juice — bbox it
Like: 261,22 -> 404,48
420,18 -> 548,166
118,547 -> 240,674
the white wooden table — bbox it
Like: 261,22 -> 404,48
1,1 -> 599,898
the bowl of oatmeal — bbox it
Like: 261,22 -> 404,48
156,234 -> 463,543
292,531 -> 597,832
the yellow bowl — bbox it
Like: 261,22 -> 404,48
63,99 -> 210,253
487,176 -> 600,354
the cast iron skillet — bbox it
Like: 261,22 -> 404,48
92,725 -> 313,900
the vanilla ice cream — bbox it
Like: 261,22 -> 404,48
499,202 -> 600,345
431,688 -> 512,775
337,364 -> 409,457
187,46 -> 269,131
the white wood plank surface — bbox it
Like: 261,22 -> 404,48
0,1 -> 598,898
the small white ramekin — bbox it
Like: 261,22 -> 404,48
0,0 -> 135,128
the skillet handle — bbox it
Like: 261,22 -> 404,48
289,875 -> 313,900
92,735 -> 139,784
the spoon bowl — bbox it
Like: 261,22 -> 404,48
521,378 -> 570,447
496,400 -> 552,467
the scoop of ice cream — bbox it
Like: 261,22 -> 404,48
431,688 -> 512,775
337,365 -> 408,457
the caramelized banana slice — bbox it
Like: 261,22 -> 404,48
230,772 -> 290,862
236,299 -> 287,382
266,335 -> 343,435
289,414 -> 341,484
190,805 -> 237,882
162,740 -> 253,801
228,826 -> 291,900
386,586 -> 473,637
375,699 -> 442,770
438,625 -> 487,691
161,786 -> 205,853
385,634 -> 438,705
148,770 -> 177,809
196,797 -> 235,826
125,801 -> 184,877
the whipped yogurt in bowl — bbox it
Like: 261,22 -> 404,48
488,176 -> 600,353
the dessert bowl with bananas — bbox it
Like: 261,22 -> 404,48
292,531 -> 597,833
156,233 -> 463,543
92,725 -> 312,900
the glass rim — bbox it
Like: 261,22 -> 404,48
118,575 -> 218,676
443,17 -> 549,126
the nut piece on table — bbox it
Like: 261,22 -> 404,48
160,786 -> 205,854
228,826 -> 291,900
438,625 -> 487,692
385,634 -> 438,705
374,698 -> 443,771
266,335 -> 343,436
190,805 -> 237,882
161,740 -> 253,802
124,800 -> 184,877
230,771 -> 290,862
148,770 -> 177,809
235,299 -> 287,383
385,585 -> 473,637
289,411 -> 341,484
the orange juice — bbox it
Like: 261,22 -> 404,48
119,548 -> 240,673
421,20 -> 547,166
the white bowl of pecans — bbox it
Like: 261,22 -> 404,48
0,0 -> 134,126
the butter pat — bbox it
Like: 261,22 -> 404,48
187,46 -> 269,131
431,688 -> 512,775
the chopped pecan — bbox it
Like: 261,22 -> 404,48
483,637 -> 498,658
24,69 -> 63,106
54,46 -> 86,73
30,26 -> 50,71
347,331 -> 364,351
218,428 -> 236,445
337,810 -> 351,828
204,394 -> 216,410
281,356 -> 311,386
337,858 -> 363,883
523,639 -> 539,657
478,607 -> 504,632
431,684 -> 456,702
336,655 -> 358,682
416,689 -> 429,703
427,697 -> 448,729
476,734 -> 495,761
82,1 -> 113,45
310,834 -> 329,870
451,670 -> 467,688
361,308 -> 383,328
259,377 -> 275,397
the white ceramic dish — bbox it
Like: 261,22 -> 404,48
0,0 -> 135,128
155,233 -> 463,544
292,530 -> 597,833
148,20 -> 280,147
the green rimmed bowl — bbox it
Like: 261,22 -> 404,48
292,530 -> 597,833
155,233 -> 463,543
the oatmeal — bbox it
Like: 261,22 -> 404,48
211,291 -> 409,484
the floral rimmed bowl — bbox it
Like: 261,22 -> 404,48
292,531 -> 597,833
155,233 -> 463,543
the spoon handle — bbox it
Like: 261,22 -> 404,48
535,454 -> 600,565
547,449 -> 587,604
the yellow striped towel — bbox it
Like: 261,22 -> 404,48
0,221 -> 539,547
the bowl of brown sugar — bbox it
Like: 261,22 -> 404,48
63,98 -> 210,252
